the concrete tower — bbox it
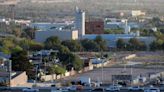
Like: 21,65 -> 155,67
124,20 -> 131,34
75,7 -> 85,38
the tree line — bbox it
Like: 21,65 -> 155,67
1,34 -> 164,80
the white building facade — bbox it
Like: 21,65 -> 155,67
35,29 -> 78,43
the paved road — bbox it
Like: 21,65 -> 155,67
3,90 -> 164,92
2,88 -> 164,92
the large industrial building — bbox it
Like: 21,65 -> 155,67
82,34 -> 155,48
33,7 -> 84,42
35,29 -> 78,43
33,7 -> 155,48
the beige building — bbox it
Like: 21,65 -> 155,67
11,72 -> 27,87
131,10 -> 146,17
0,71 -> 28,87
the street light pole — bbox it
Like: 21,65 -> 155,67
35,65 -> 38,86
101,59 -> 104,84
101,51 -> 104,84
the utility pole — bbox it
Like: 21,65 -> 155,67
8,60 -> 12,87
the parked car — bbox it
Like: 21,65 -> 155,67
0,87 -> 11,91
51,84 -> 56,87
22,87 -> 39,92
128,86 -> 143,91
90,88 -> 105,92
67,85 -> 77,91
106,86 -> 120,91
144,87 -> 160,92
117,81 -> 127,86
111,84 -> 123,88
159,81 -> 164,85
60,87 -> 69,92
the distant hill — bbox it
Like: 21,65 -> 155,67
0,0 -> 163,19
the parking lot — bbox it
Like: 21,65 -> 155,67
63,67 -> 164,83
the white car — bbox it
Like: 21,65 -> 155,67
67,85 -> 77,91
106,86 -> 120,91
144,88 -> 160,92
22,88 -> 39,92
112,84 -> 123,88
128,86 -> 143,91
61,87 -> 69,92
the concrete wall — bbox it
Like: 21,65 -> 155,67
40,65 -> 94,81
11,72 -> 27,87
93,60 -> 111,68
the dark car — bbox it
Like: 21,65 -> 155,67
0,87 -> 11,91
91,88 -> 105,92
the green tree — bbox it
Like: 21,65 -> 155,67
49,51 -> 58,62
68,54 -> 83,71
10,50 -> 33,77
44,36 -> 61,49
29,42 -> 44,51
19,39 -> 44,51
47,65 -> 66,75
0,38 -> 15,54
23,27 -> 37,39
150,40 -> 163,51
162,43 -> 164,51
55,45 -> 83,71
19,39 -> 31,50
11,45 -> 23,53
72,55 -> 83,71
151,17 -> 162,27
116,39 -> 126,50
128,38 -> 146,51
94,35 -> 107,51
61,40 -> 82,52
81,39 -> 100,51
56,45 -> 71,65
12,27 -> 22,37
